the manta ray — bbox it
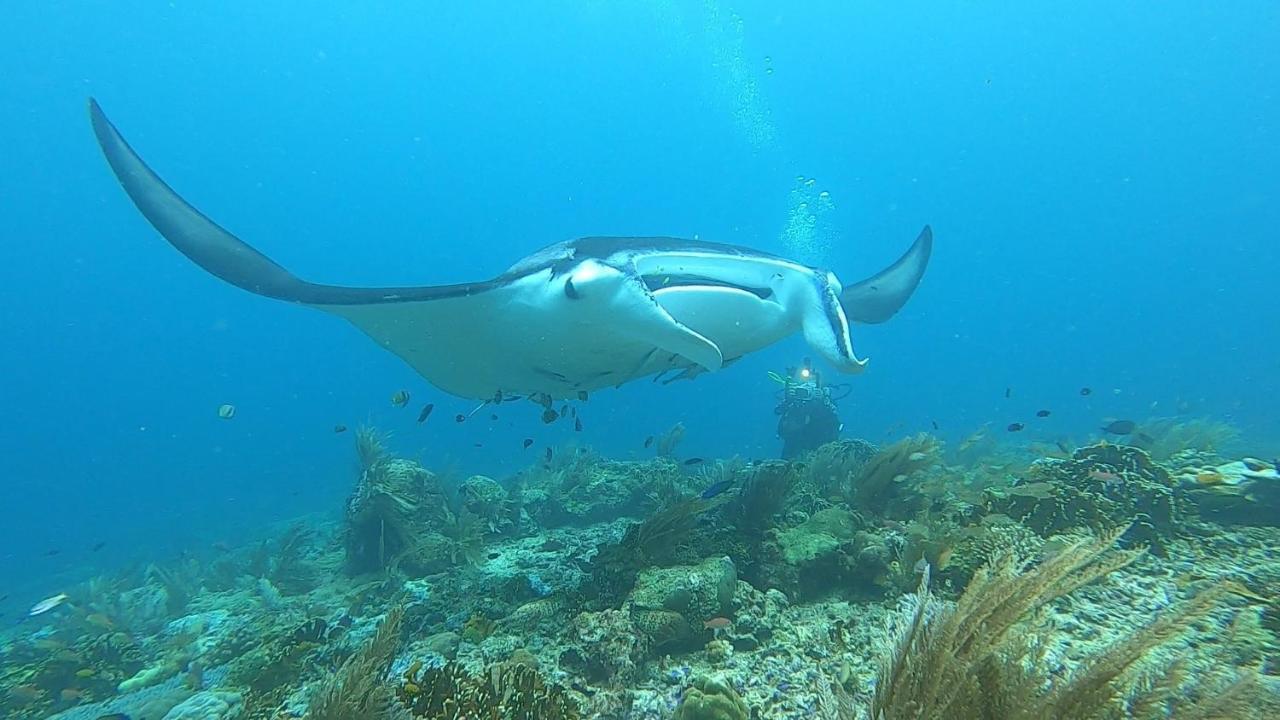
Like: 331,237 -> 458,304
88,99 -> 931,402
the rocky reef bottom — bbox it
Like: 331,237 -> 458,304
4,424 -> 1280,719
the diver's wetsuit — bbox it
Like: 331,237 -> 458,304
776,393 -> 841,459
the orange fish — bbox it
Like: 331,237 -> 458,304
703,617 -> 732,630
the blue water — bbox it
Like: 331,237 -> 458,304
1,2 -> 1276,608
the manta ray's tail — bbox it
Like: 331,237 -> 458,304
839,225 -> 933,324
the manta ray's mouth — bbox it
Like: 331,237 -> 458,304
641,274 -> 773,300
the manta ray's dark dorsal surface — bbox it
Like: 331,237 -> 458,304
88,99 -> 932,401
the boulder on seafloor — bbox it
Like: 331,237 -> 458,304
161,690 -> 244,720
1179,458 -> 1280,526
628,556 -> 737,625
457,474 -> 516,534
987,443 -> 1183,553
672,675 -> 750,720
522,457 -> 685,527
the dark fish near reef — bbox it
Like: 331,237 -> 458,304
490,413 -> 499,421
417,404 -> 434,423
391,390 -> 411,407
95,714 -> 132,720
1100,420 -> 1135,435
683,457 -> 705,466
1004,387 -> 1011,398
643,435 -> 654,448
522,438 -> 533,449
1006,423 -> 1024,432
574,417 -> 583,432
700,479 -> 735,499
541,408 -> 559,424
931,420 -> 939,430
577,391 -> 589,401
90,541 -> 107,552
1035,410 -> 1051,418
454,414 -> 466,423
333,424 -> 347,433
1079,387 -> 1092,396
545,447 -> 553,463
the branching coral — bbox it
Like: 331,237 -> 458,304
305,607 -> 406,720
849,433 -> 940,516
397,659 -> 580,719
866,528 -> 1278,720
1136,416 -> 1241,462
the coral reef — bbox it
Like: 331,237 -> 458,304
6,421 -> 1279,720
397,659 -> 580,719
990,442 -> 1184,552
867,527 -> 1278,719
672,675 -> 749,720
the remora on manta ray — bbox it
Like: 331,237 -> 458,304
87,99 -> 931,401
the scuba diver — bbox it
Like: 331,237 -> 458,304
771,359 -> 851,459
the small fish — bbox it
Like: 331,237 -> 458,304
643,435 -> 654,448
703,617 -> 732,630
217,403 -> 236,419
454,414 -> 466,423
90,541 -> 107,552
560,404 -> 569,416
574,417 -> 583,432
522,438 -> 534,449
683,457 -> 705,466
417,403 -> 434,423
577,391 -> 589,401
1035,410 -> 1051,418
391,390 -> 411,407
1006,423 -> 1024,432
1004,387 -> 1011,398
44,548 -> 61,557
1079,387 -> 1092,396
1100,420 -> 1136,435
1055,440 -> 1071,455
333,424 -> 347,433
473,442 -> 483,448
545,447 -> 553,463
541,408 -> 559,424
95,713 -> 132,720
490,413 -> 499,421
75,668 -> 96,678
931,420 -> 939,430
700,479 -> 735,499
29,593 -> 68,616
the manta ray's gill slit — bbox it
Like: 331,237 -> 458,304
640,274 -> 772,299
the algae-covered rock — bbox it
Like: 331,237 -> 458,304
672,675 -> 749,720
524,457 -> 684,527
989,443 -> 1182,552
118,658 -> 180,693
629,556 -> 736,622
775,507 -> 860,565
564,608 -> 646,684
458,474 -> 514,533
162,690 -> 243,720
344,457 -> 451,574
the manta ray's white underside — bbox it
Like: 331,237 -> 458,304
88,98 -> 932,401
